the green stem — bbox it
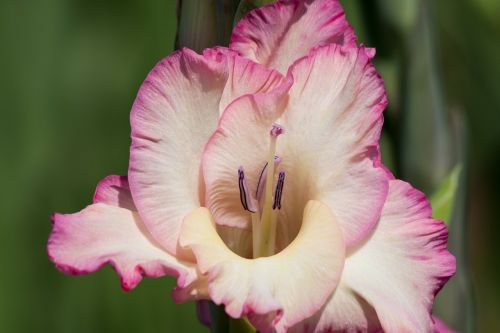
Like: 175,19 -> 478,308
176,0 -> 218,51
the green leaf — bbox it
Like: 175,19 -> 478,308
229,317 -> 257,333
430,164 -> 462,225
399,1 -> 454,194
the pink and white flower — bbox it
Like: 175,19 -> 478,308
47,0 -> 455,332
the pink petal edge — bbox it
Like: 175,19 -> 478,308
128,46 -> 285,256
280,43 -> 390,248
231,0 -> 357,73
48,176 -> 197,291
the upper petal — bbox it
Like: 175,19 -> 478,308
278,44 -> 389,248
48,204 -> 197,292
202,81 -> 291,230
230,0 -> 356,73
129,47 -> 284,256
179,200 -> 345,333
202,44 -> 389,250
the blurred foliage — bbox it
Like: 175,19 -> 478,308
431,165 -> 462,225
176,0 -> 218,52
0,0 -> 204,332
342,0 -> 499,331
229,318 -> 256,333
0,0 -> 499,332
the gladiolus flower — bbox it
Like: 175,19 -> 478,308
47,0 -> 455,332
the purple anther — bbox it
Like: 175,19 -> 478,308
256,156 -> 282,202
238,167 -> 257,213
273,170 -> 285,210
270,123 -> 284,137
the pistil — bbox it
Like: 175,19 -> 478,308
257,124 -> 283,257
238,124 -> 285,258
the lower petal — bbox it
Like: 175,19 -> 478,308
179,200 -> 345,333
48,203 -> 197,291
339,180 -> 456,332
289,283 -> 382,333
289,180 -> 455,333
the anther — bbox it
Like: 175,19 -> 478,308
273,170 -> 285,210
238,167 -> 257,213
256,156 -> 281,202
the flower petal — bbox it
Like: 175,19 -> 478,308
289,180 -> 455,332
129,47 -> 284,255
48,203 -> 197,291
216,224 -> 253,258
342,180 -> 455,332
179,200 -> 345,333
93,175 -> 136,210
289,283 -> 382,333
203,82 -> 291,230
230,0 -> 356,73
204,44 -> 389,247
333,180 -> 455,332
277,44 -> 389,248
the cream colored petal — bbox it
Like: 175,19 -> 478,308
290,180 -> 455,333
129,48 -> 284,257
179,201 -> 345,333
278,44 -> 389,248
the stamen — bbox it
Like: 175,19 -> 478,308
238,167 -> 256,213
256,156 -> 281,203
273,170 -> 285,210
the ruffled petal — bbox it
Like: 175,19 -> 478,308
294,180 -> 455,332
179,200 -> 345,333
230,0 -> 356,73
205,44 -> 388,247
289,180 -> 455,333
47,203 -> 197,291
277,44 -> 389,248
129,47 -> 284,255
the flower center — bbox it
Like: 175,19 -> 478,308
238,124 -> 285,258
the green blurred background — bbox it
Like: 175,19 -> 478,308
0,0 -> 499,332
